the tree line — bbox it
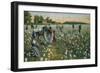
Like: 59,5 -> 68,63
24,11 -> 58,26
24,11 -> 88,26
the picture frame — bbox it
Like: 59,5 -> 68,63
11,1 -> 98,72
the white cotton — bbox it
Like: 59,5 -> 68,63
38,28 -> 42,31
33,40 -> 36,44
65,50 -> 68,55
40,57 -> 43,61
61,34 -> 64,37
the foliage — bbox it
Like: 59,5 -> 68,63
63,21 -> 88,24
24,11 -> 32,25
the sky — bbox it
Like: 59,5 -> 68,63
28,11 -> 90,24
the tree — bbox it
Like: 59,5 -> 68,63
45,17 -> 54,24
34,15 -> 44,24
39,16 -> 44,24
24,11 -> 32,25
45,17 -> 50,23
34,15 -> 39,24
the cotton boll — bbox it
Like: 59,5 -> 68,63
65,50 -> 68,55
32,40 -> 36,44
40,57 -> 43,61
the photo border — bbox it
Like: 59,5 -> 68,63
11,1 -> 98,72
